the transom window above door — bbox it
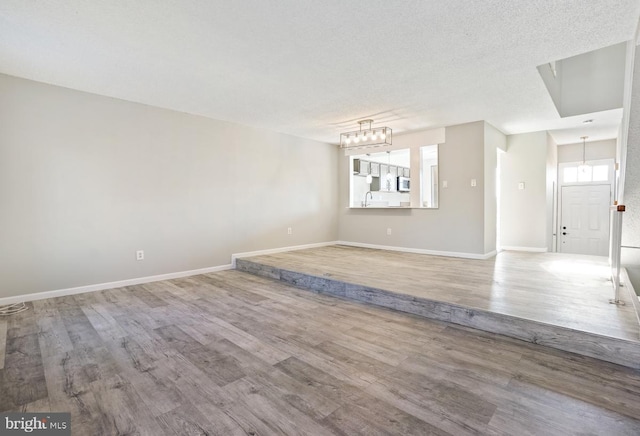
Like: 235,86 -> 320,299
562,162 -> 611,184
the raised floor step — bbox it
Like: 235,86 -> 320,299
237,252 -> 640,370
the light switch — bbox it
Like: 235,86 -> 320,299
471,179 -> 477,187
518,182 -> 525,190
442,180 -> 448,188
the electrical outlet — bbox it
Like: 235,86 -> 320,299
387,228 -> 392,235
442,180 -> 448,188
287,227 -> 292,235
471,179 -> 477,187
136,250 -> 144,261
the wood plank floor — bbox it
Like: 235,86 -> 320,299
239,245 -> 640,341
2,269 -> 640,435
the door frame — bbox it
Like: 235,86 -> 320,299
556,158 -> 614,253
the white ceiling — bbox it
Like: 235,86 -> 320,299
1,1 -> 638,144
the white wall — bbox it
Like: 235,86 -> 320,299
0,74 -> 339,298
499,132 -> 548,250
546,133 -> 559,251
338,121 -> 495,256
557,139 -> 617,163
621,42 -> 640,293
484,122 -> 506,253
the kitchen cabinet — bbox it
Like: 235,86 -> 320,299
355,159 -> 409,179
371,175 -> 396,192
371,162 -> 380,177
353,159 -> 371,175
362,161 -> 371,175
353,157 -> 412,193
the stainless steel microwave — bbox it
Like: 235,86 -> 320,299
397,176 -> 410,192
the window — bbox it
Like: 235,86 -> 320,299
577,165 -> 592,182
562,163 -> 610,184
563,167 -> 577,183
592,165 -> 609,182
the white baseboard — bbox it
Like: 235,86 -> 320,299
0,264 -> 232,306
231,241 -> 339,267
482,250 -> 498,259
0,240 -> 504,306
499,246 -> 548,253
337,241 -> 497,260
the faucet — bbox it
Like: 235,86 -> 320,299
364,191 -> 373,207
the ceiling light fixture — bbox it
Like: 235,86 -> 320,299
340,119 -> 392,149
578,136 -> 590,174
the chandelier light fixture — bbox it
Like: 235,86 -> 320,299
340,119 -> 392,149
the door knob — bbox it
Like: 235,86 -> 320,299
562,232 -> 568,235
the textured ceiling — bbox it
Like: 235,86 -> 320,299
1,1 -> 639,144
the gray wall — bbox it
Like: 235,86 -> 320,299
622,43 -> 640,294
559,43 -> 626,117
499,131 -> 549,250
0,74 -> 339,298
538,43 -> 626,118
338,121 -> 495,256
557,139 -> 616,163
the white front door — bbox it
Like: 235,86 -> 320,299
560,184 -> 610,255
